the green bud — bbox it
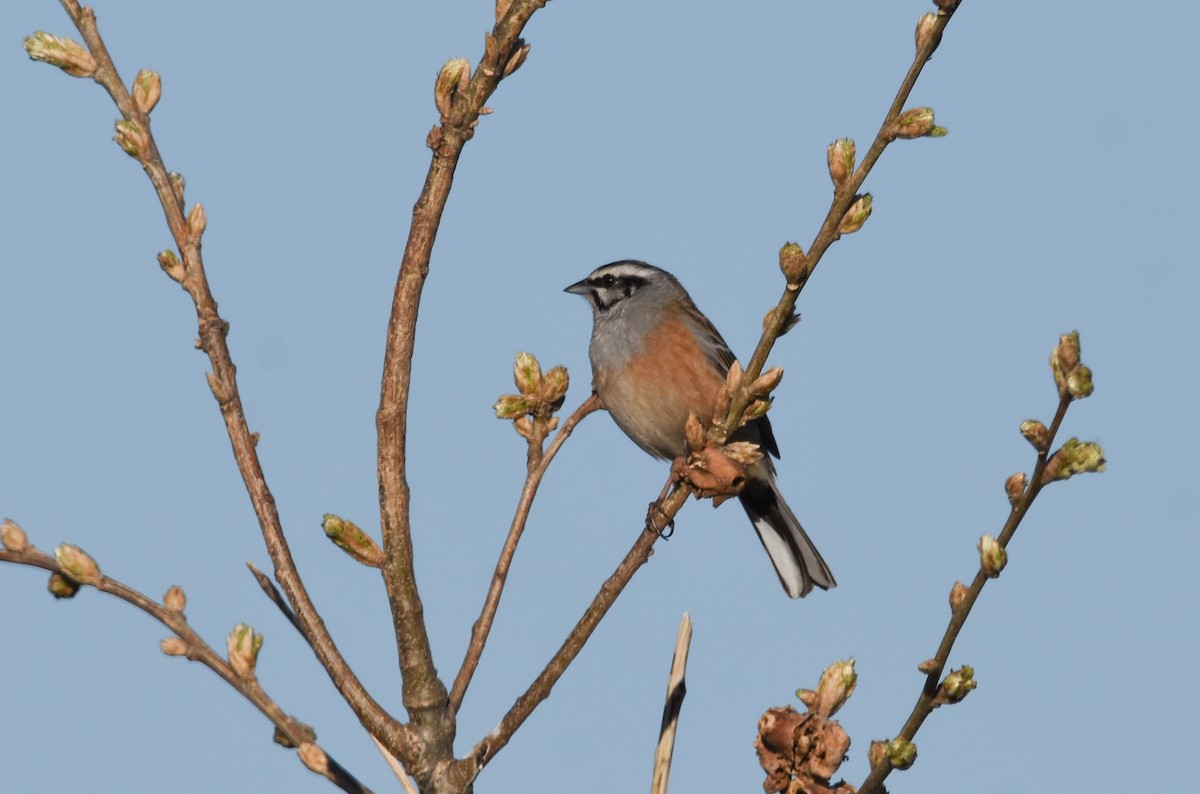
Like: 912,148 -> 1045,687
48,572 -> 80,599
540,365 -> 569,409
494,394 -> 531,419
1044,438 -> 1106,482
132,69 -> 162,114
227,623 -> 263,679
813,657 -> 857,717
321,514 -> 384,567
887,737 -> 918,770
23,31 -> 96,78
826,138 -> 855,189
113,119 -> 149,159
838,193 -> 873,236
978,534 -> 1007,578
434,58 -> 471,118
513,351 -> 542,395
778,241 -> 807,283
55,543 -> 101,586
940,665 -> 977,703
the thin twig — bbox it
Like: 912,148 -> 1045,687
721,6 -> 960,437
54,0 -> 412,761
246,560 -> 308,645
0,543 -> 371,794
452,481 -> 690,781
450,394 -> 602,712
857,394 -> 1071,794
651,613 -> 693,794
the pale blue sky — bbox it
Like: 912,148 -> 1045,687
2,1 -> 1197,792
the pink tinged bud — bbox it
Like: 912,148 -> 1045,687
1005,472 -> 1027,505
157,249 -> 185,283
227,623 -> 263,679
1049,330 -> 1083,397
48,572 -> 80,599
917,658 -> 939,674
55,543 -> 101,586
890,107 -> 947,140
321,514 -> 384,567
826,138 -> 856,189
868,740 -> 889,769
539,365 -> 569,408
503,42 -> 531,78
187,203 -> 207,240
915,13 -> 940,54
813,657 -> 857,717
113,119 -> 150,159
1,519 -> 28,552
298,743 -> 330,777
838,193 -> 873,236
749,367 -> 783,398
434,58 -> 471,118
1020,419 -> 1050,454
887,737 -> 918,770
513,351 -> 542,395
23,31 -> 96,78
160,637 -> 188,656
978,534 -> 1007,578
164,585 -> 187,612
778,242 -> 807,283
132,69 -> 162,114
940,665 -> 977,703
949,580 -> 968,611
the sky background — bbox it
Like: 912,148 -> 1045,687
2,1 -> 1197,792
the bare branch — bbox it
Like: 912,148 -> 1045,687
53,0 -> 412,764
372,0 -> 550,769
0,539 -> 370,794
450,394 -> 602,712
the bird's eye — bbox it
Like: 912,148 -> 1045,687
600,274 -> 617,287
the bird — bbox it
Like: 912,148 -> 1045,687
565,260 -> 836,598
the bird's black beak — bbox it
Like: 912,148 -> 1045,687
564,278 -> 591,296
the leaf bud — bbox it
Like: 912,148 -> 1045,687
915,13 -> 940,54
132,69 -> 162,114
160,637 -> 188,656
978,534 -> 1007,578
163,585 -> 187,612
1004,472 -> 1027,506
503,41 -> 531,78
513,351 -> 542,395
187,203 -> 207,240
887,737 -> 917,770
113,119 -> 150,159
434,58 -> 471,118
23,31 -> 96,78
2,519 -> 28,552
157,249 -> 185,282
826,138 -> 855,189
940,665 -> 977,703
298,743 -> 329,777
778,242 -> 807,283
55,543 -> 101,586
837,193 -> 873,236
949,580 -> 968,611
48,572 -> 80,599
321,514 -> 384,567
227,623 -> 263,679
1020,419 -> 1050,454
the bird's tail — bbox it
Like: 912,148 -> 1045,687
738,472 -> 836,598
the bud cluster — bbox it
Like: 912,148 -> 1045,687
494,352 -> 570,442
1049,331 -> 1094,400
1042,437 -> 1106,483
